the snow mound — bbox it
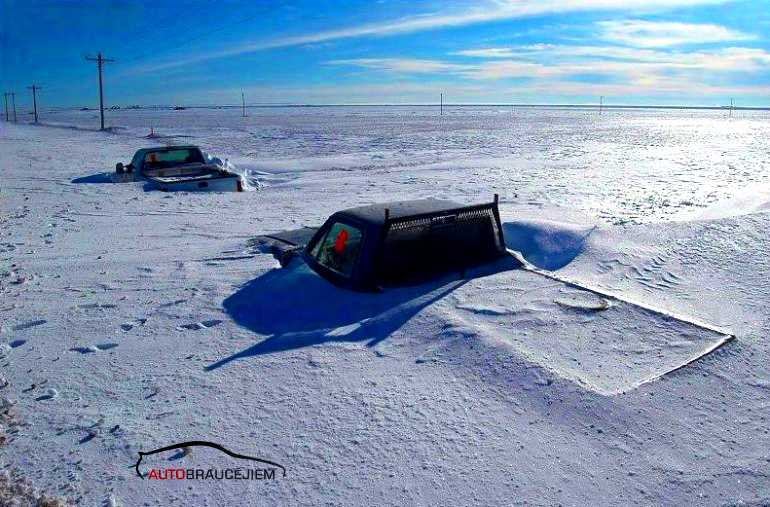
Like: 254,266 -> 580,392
694,183 -> 770,220
203,152 -> 263,190
502,219 -> 595,270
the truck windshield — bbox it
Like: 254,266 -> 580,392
309,222 -> 363,277
144,149 -> 204,169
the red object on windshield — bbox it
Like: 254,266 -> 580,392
334,228 -> 349,254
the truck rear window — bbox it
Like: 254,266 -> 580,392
309,222 -> 362,277
144,149 -> 203,168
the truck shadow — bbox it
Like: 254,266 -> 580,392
207,256 -> 520,371
71,172 -> 117,184
71,172 -> 138,184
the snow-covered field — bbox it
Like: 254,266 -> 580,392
1,107 -> 769,506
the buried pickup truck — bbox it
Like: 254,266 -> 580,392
116,145 -> 245,192
256,196 -> 509,291
254,195 -> 735,390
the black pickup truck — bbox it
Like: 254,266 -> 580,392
256,196 -> 509,291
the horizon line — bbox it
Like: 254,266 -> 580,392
44,103 -> 770,111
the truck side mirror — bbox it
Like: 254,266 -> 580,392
126,163 -> 133,173
116,162 -> 124,174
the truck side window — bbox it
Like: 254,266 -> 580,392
311,222 -> 362,277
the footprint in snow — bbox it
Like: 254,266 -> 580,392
178,319 -> 223,331
120,318 -> 147,331
35,388 -> 58,401
158,299 -> 187,308
70,343 -> 119,354
79,431 -> 97,444
78,303 -> 117,310
12,319 -> 46,331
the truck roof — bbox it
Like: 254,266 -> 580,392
135,145 -> 201,154
335,198 -> 464,226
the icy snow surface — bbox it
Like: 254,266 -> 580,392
1,107 -> 769,506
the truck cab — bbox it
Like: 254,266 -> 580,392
258,196 -> 509,291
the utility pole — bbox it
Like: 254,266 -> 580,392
440,92 -> 443,116
599,96 -> 604,115
85,52 -> 115,130
730,98 -> 734,118
10,92 -> 16,122
2,93 -> 8,122
241,91 -> 246,117
28,85 -> 41,123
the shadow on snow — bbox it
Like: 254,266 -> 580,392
71,172 -> 159,192
207,255 -> 520,370
71,172 -> 118,184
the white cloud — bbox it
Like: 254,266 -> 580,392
454,48 -> 522,58
501,79 -> 770,98
331,46 -> 770,79
124,0 -> 736,74
455,44 -> 678,62
452,44 -> 770,71
598,19 -> 754,47
325,58 -> 471,74
327,45 -> 770,98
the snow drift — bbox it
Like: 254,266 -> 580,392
502,219 -> 595,270
694,183 -> 770,220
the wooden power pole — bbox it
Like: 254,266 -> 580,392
440,92 -> 443,115
9,92 -> 16,122
2,93 -> 8,121
85,52 -> 115,130
28,85 -> 41,123
242,91 -> 246,117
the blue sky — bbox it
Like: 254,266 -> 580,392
1,0 -> 769,107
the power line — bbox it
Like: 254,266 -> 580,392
28,84 -> 41,123
85,52 -> 115,130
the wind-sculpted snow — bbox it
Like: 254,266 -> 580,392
694,182 -> 770,221
451,268 -> 730,395
502,219 -> 595,270
2,114 -> 770,506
